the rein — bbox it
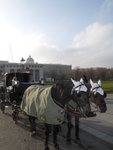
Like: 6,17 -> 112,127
52,81 -> 89,118
53,98 -> 65,110
53,98 -> 85,117
66,104 -> 85,117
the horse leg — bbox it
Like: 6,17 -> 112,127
75,116 -> 80,140
45,123 -> 51,150
66,114 -> 73,144
29,116 -> 36,136
53,125 -> 60,150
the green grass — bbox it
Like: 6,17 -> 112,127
46,81 -> 113,93
102,81 -> 113,93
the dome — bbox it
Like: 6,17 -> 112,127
26,55 -> 34,64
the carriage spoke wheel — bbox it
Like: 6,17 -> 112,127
0,103 -> 5,113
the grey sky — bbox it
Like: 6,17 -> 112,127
0,0 -> 113,68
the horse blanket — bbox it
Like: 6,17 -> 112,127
21,85 -> 65,125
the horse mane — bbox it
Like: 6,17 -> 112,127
51,80 -> 73,106
85,82 -> 91,91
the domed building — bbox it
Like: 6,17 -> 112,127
0,55 -> 72,82
26,55 -> 34,64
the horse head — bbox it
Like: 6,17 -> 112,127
90,79 -> 107,113
71,78 -> 90,117
52,78 -> 90,117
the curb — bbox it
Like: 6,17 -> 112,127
60,123 -> 113,149
79,124 -> 113,149
106,94 -> 113,100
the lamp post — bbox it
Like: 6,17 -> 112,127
20,57 -> 25,73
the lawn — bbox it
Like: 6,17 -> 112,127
46,80 -> 113,93
102,81 -> 113,93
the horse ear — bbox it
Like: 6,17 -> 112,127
98,80 -> 101,86
80,78 -> 84,83
90,79 -> 93,86
71,78 -> 77,86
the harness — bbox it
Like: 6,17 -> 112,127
90,85 -> 105,112
54,83 -> 88,118
53,98 -> 83,118
91,84 -> 101,95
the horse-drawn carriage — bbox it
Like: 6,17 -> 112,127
5,72 -> 33,103
0,72 -> 39,120
0,83 -> 6,113
0,73 -> 107,150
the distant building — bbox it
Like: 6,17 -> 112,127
0,56 -> 72,82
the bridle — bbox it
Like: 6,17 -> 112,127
91,84 -> 101,95
90,85 -> 105,112
71,81 -> 88,100
53,82 -> 89,117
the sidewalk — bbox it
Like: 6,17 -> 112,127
60,101 -> 113,149
80,113 -> 113,148
73,101 -> 113,149
106,94 -> 113,100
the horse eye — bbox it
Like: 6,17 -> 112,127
77,92 -> 81,97
94,93 -> 97,98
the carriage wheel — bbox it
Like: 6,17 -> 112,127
12,110 -> 19,124
0,103 -> 5,114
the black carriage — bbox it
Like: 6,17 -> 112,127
0,84 -> 6,113
5,72 -> 31,104
0,72 -> 39,121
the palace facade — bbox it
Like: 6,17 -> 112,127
0,56 -> 72,82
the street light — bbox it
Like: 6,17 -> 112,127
20,57 -> 25,73
20,57 -> 25,64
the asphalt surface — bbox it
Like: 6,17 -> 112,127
0,107 -> 84,150
1,105 -> 112,150
0,94 -> 113,150
68,94 -> 113,149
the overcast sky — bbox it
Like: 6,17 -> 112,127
0,0 -> 113,68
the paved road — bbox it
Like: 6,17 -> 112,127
70,97 -> 113,150
0,95 -> 113,150
0,107 -> 85,150
1,103 -> 113,150
60,95 -> 113,150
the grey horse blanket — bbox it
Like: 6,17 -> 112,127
21,85 -> 65,125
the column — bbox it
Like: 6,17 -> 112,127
33,69 -> 36,82
39,68 -> 44,80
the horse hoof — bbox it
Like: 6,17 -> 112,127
66,140 -> 71,145
76,137 -> 80,140
15,120 -> 18,124
55,144 -> 60,150
87,112 -> 96,117
30,131 -> 36,137
74,138 -> 80,144
45,146 -> 49,150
